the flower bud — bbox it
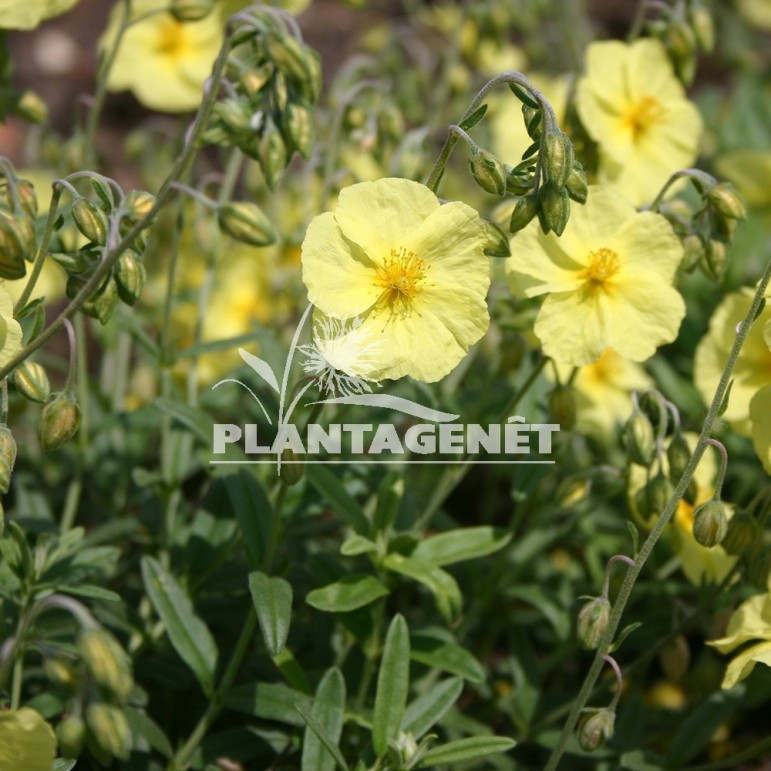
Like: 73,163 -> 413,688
115,250 -> 147,306
123,189 -> 156,223
624,411 -> 656,466
522,104 -> 542,140
666,20 -> 697,61
721,510 -> 759,555
577,596 -> 610,650
538,182 -> 570,236
688,4 -> 715,51
279,448 -> 305,486
16,90 -> 48,124
57,714 -> 86,757
504,165 -> 532,196
565,163 -> 588,204
15,179 -> 39,219
39,392 -> 81,451
284,101 -> 315,159
659,634 -> 690,681
701,239 -> 728,281
508,194 -> 539,233
82,276 -> 119,324
170,0 -> 213,21
239,63 -> 274,97
707,184 -> 747,221
666,432 -> 691,482
258,124 -> 288,190
0,215 -> 30,279
469,148 -> 507,196
681,233 -> 704,270
548,384 -> 576,431
72,198 -> 108,245
483,220 -> 511,258
576,707 -> 615,752
543,130 -> 574,189
692,499 -> 728,547
85,703 -> 131,760
80,628 -> 134,702
217,202 -> 276,247
265,32 -> 312,84
0,425 -> 17,494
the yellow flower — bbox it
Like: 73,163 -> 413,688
0,0 -> 78,30
750,385 -> 771,474
737,0 -> 771,29
0,284 -> 23,368
506,185 -> 685,366
102,0 -> 225,112
551,349 -> 654,437
0,708 -> 57,771
575,38 -> 703,206
714,150 -> 771,209
301,178 -> 490,382
708,579 -> 771,688
694,288 -> 771,436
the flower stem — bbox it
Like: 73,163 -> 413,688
543,254 -> 771,771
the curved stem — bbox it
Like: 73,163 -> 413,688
704,438 -> 728,499
543,255 -> 771,771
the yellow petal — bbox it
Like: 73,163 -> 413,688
720,640 -> 771,689
0,0 -> 78,29
750,385 -> 771,474
0,708 -> 57,771
0,285 -> 24,369
708,592 -> 771,653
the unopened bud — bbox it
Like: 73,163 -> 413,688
543,131 -> 574,189
689,4 -> 715,51
15,179 -> 39,219
265,32 -> 312,84
659,634 -> 690,681
701,239 -> 728,281
577,596 -> 610,650
565,163 -> 588,204
85,703 -> 131,760
721,510 -> 759,555
213,99 -> 252,133
39,392 -> 81,451
666,20 -> 697,61
284,101 -> 315,159
483,220 -> 511,258
217,202 -> 276,247
115,250 -> 147,306
624,411 -> 656,466
576,707 -> 615,752
508,194 -> 539,233
258,125 -> 288,190
504,165 -> 532,196
239,63 -> 273,97
522,104 -> 542,140
80,628 -> 134,701
82,277 -> 119,324
44,657 -> 78,687
0,216 -> 30,279
279,448 -> 305,486
692,499 -> 728,547
72,198 -> 108,245
0,425 -> 17,494
666,432 -> 691,482
56,715 -> 86,757
170,0 -> 213,21
123,189 -> 156,223
469,148 -> 507,196
538,182 -> 570,236
16,90 -> 48,124
681,234 -> 704,270
707,184 -> 747,221
548,384 -> 576,431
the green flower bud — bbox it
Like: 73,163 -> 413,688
659,634 -> 690,681
279,448 -> 305,486
666,432 -> 691,482
284,101 -> 315,159
115,250 -> 147,306
538,182 -> 570,236
258,124 -> 288,190
57,714 -> 86,757
39,392 -> 81,451
721,510 -> 759,555
300,48 -> 323,104
16,89 -> 48,124
0,215 -> 30,279
0,425 -> 17,494
483,220 -> 511,258
123,189 -> 156,223
80,628 -> 134,702
565,163 -> 588,204
681,233 -> 704,270
624,411 -> 656,466
170,0 -> 213,21
213,99 -> 253,134
577,707 -> 615,752
72,198 -> 108,245
265,32 -> 312,84
548,384 -> 576,431
82,276 -> 119,324
747,546 -> 771,589
44,656 -> 79,687
85,703 -> 131,761
543,130 -> 574,189
508,194 -> 539,233
666,20 -> 697,61
692,499 -> 728,547
469,148 -> 507,196
217,202 -> 277,247
11,178 -> 39,219
701,239 -> 728,282
522,104 -> 542,140
504,165 -> 532,196
577,596 -> 610,650
707,184 -> 747,221
273,71 -> 290,112
688,4 -> 715,51
238,63 -> 273,97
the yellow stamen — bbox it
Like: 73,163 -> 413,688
374,247 -> 428,315
156,18 -> 190,58
579,247 -> 620,295
623,95 -> 666,140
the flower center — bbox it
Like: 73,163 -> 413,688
374,247 -> 428,314
623,95 -> 666,140
579,247 -> 620,294
156,18 -> 191,59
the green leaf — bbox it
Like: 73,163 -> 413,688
411,527 -> 511,566
509,82 -> 540,108
125,706 -> 173,758
249,571 -> 293,657
225,681 -> 313,725
418,736 -> 516,766
155,397 -> 211,442
340,534 -> 377,556
306,465 -> 370,535
302,668 -> 346,771
411,635 -> 485,683
58,585 -> 121,603
383,553 -> 462,623
459,103 -> 488,132
296,705 -> 351,771
222,469 -> 272,569
51,761 -> 77,771
401,677 -> 463,739
505,585 -> 569,639
373,614 -> 410,757
141,557 -> 219,695
620,749 -> 667,770
306,574 -> 389,613
609,622 -> 642,653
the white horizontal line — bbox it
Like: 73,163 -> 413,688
208,460 -> 555,465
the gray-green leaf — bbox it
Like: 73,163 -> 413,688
249,571 -> 293,657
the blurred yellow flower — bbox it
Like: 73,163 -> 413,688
694,288 -> 771,435
301,177 -> 490,382
750,385 -> 771,474
575,38 -> 703,206
506,185 -> 685,366
0,0 -> 78,30
714,150 -> 771,209
0,284 -> 24,368
102,0 -> 225,112
0,708 -> 57,771
708,579 -> 771,688
737,0 -> 771,29
551,349 -> 654,437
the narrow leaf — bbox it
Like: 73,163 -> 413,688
384,553 -> 462,623
412,527 -> 511,566
411,636 -> 485,683
141,557 -> 218,694
296,705 -> 351,771
239,347 -> 281,392
401,677 -> 463,739
418,736 -> 516,766
509,82 -> 540,108
302,668 -> 346,771
222,469 -> 272,569
154,397 -> 211,442
306,574 -> 389,613
306,465 -> 370,535
459,103 -> 488,131
249,571 -> 293,657
225,681 -> 313,725
124,707 -> 173,758
373,614 -> 410,757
